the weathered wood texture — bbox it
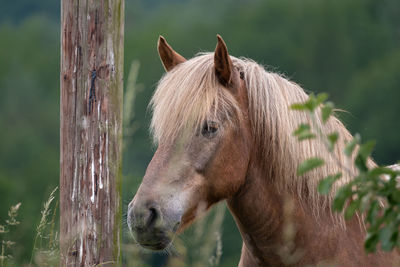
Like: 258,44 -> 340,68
60,0 -> 124,266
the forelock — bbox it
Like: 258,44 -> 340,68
150,53 -> 240,144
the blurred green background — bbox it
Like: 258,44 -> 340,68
0,0 -> 399,265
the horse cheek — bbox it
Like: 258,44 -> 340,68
210,140 -> 249,199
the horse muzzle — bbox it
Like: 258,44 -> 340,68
127,200 -> 180,250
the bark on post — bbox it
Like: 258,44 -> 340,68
60,0 -> 124,265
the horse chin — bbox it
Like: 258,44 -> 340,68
140,239 -> 172,251
132,228 -> 175,251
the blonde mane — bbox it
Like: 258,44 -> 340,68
150,53 -> 361,220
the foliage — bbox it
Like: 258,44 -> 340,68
291,93 -> 400,253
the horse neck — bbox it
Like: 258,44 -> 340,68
226,161 -> 370,266
227,163 -> 285,265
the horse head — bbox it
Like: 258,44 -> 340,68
127,35 -> 252,250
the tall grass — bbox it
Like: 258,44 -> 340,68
30,187 -> 59,266
123,60 -> 142,148
0,203 -> 21,267
0,189 -> 58,266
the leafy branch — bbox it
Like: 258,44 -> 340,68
291,93 -> 400,253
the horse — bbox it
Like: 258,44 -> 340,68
127,35 -> 399,266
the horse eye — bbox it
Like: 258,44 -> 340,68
201,121 -> 219,138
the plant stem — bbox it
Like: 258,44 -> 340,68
1,241 -> 4,267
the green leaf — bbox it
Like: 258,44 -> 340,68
344,134 -> 360,157
306,93 -> 329,112
318,173 -> 342,195
358,140 -> 376,159
304,93 -> 317,112
379,227 -> 396,251
368,208 -> 391,233
355,140 -> 375,173
321,101 -> 334,123
369,167 -> 397,179
344,199 -> 361,220
293,124 -> 316,141
297,158 -> 325,176
367,208 -> 395,233
316,93 -> 329,105
355,154 -> 368,172
290,103 -> 308,111
291,93 -> 329,113
298,133 -> 316,141
327,132 -> 339,152
388,190 -> 400,204
382,208 -> 396,223
293,124 -> 309,133
333,185 -> 352,211
365,232 -> 379,253
366,200 -> 380,226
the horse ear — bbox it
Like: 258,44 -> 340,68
214,35 -> 233,86
158,36 -> 186,71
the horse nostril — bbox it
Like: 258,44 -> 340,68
129,202 -> 162,232
146,207 -> 158,227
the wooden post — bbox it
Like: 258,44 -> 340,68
60,0 -> 124,266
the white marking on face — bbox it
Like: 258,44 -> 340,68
157,169 -> 206,229
162,185 -> 189,219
